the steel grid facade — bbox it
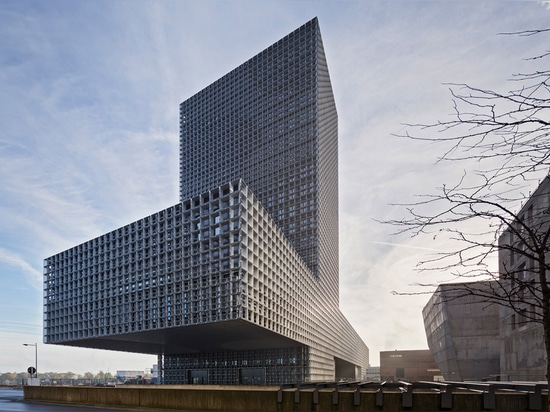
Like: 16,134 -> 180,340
45,180 -> 367,382
179,18 -> 338,302
161,344 -> 309,385
44,17 -> 369,384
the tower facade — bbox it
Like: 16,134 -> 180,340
180,18 -> 339,302
44,18 -> 369,385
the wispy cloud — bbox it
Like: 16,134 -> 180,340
0,247 -> 42,288
367,240 -> 440,252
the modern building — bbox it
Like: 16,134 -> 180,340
43,18 -> 369,385
364,366 -> 380,382
423,175 -> 550,382
116,370 -> 144,383
497,175 -> 550,381
379,350 -> 441,382
423,282 -> 500,381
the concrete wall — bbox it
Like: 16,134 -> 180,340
25,385 -> 276,411
423,282 -> 500,381
24,385 -> 547,411
500,321 -> 546,380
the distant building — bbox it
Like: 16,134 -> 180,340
364,366 -> 380,382
43,17 -> 368,385
116,370 -> 144,382
380,350 -> 440,382
423,282 -> 500,381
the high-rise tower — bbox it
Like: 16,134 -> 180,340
180,18 -> 339,303
44,18 -> 368,385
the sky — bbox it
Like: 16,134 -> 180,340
1,0 -> 549,374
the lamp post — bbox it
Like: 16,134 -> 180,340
23,343 -> 37,378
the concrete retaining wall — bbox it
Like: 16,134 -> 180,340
24,385 -> 547,411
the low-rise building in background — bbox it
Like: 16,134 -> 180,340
116,370 -> 144,383
364,366 -> 380,382
380,350 -> 440,382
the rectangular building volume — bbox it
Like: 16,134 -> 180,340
44,17 -> 369,385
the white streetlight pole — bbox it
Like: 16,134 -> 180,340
23,343 -> 38,378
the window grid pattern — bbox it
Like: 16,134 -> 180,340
44,181 -> 245,341
44,180 -> 368,382
239,181 -> 368,381
179,18 -> 332,290
43,18 -> 369,384
161,347 -> 308,385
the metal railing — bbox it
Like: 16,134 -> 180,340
277,380 -> 549,410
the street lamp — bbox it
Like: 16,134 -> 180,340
23,343 -> 37,378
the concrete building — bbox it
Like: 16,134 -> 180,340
423,282 -> 500,381
423,175 -> 550,382
43,18 -> 369,385
116,370 -> 144,383
497,175 -> 550,381
379,350 -> 440,382
364,366 -> 380,382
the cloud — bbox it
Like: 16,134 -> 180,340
340,234 -> 444,365
0,247 -> 42,288
0,326 -> 157,374
367,240 -> 440,253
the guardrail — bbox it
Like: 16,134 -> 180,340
440,381 -> 548,410
277,380 -> 549,410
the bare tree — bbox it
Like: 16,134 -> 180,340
387,29 -> 550,383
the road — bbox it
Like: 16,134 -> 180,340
0,388 -> 165,412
